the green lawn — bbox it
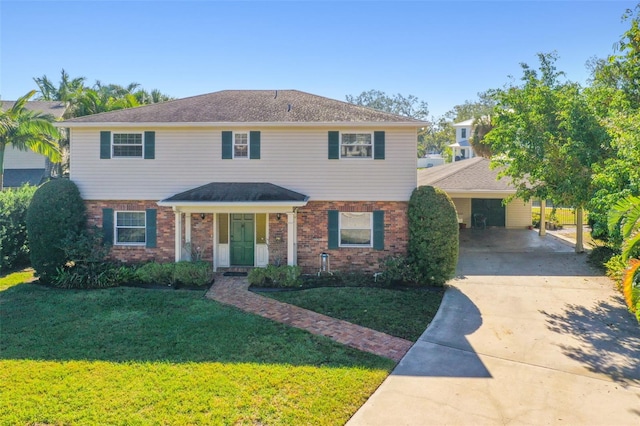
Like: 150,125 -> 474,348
261,286 -> 445,341
0,271 -> 394,425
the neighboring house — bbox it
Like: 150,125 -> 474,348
417,154 -> 445,168
61,90 -> 425,273
1,101 -> 67,188
449,118 -> 476,162
418,157 -> 532,229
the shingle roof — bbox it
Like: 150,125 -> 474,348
63,90 -> 425,124
0,101 -> 67,119
161,182 -> 309,203
418,157 -> 515,192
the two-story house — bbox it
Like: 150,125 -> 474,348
61,90 -> 425,274
449,118 -> 476,162
1,101 -> 67,188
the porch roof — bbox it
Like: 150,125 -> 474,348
158,182 -> 309,208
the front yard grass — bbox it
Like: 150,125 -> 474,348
261,286 -> 445,341
0,271 -> 394,425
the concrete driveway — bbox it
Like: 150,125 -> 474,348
348,229 -> 640,425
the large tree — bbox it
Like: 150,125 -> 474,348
484,53 -> 610,252
587,5 -> 640,244
0,91 -> 62,190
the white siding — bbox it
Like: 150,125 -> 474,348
452,198 -> 471,226
70,127 -> 417,201
4,146 -> 45,169
506,199 -> 532,228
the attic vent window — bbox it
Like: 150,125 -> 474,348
287,104 -> 292,112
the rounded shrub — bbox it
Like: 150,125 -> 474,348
26,179 -> 86,282
407,185 -> 459,286
0,185 -> 37,272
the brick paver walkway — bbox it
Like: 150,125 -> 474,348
205,274 -> 413,362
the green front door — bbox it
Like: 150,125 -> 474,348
230,214 -> 255,266
472,199 -> 506,227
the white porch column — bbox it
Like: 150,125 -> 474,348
539,200 -> 546,236
287,212 -> 296,266
184,213 -> 192,261
212,213 -> 218,272
174,211 -> 182,262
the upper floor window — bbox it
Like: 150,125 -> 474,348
341,133 -> 372,158
113,133 -> 143,158
340,212 -> 372,247
115,211 -> 146,245
234,132 -> 248,158
460,128 -> 467,139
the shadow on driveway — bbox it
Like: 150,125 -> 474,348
393,286 -> 491,378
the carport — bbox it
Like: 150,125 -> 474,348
417,157 -> 531,229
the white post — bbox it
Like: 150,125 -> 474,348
539,200 -> 546,236
212,213 -> 217,272
184,213 -> 192,261
174,211 -> 182,262
287,212 -> 296,266
576,207 -> 584,253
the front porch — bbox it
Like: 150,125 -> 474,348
157,182 -> 309,271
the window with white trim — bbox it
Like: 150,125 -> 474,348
113,133 -> 143,158
461,128 -> 467,139
341,133 -> 372,158
234,132 -> 248,158
115,211 -> 146,245
339,212 -> 372,247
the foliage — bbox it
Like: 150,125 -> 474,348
173,261 -> 214,287
407,186 -> 459,285
0,284 -> 392,424
378,256 -> 422,286
0,90 -> 62,189
0,185 -> 36,272
0,269 -> 34,291
135,262 -> 176,287
248,264 -> 301,288
135,261 -> 213,287
264,286 -> 444,341
605,254 -> 629,285
587,245 -> 619,272
485,53 -> 610,210
26,179 -> 86,283
621,259 -> 640,321
607,194 -> 640,262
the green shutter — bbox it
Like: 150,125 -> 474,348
144,131 -> 155,159
102,208 -> 114,245
146,209 -> 157,248
249,131 -> 261,159
374,131 -> 385,160
328,131 -> 339,159
328,210 -> 339,249
373,210 -> 384,250
222,131 -> 233,159
100,131 -> 111,159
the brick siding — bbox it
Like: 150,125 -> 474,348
86,200 -> 408,273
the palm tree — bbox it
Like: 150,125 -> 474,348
609,194 -> 640,261
0,91 -> 62,190
33,69 -> 87,118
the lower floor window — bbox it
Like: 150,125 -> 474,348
340,212 -> 372,246
116,211 -> 146,245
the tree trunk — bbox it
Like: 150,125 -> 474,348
0,144 -> 5,191
575,207 -> 585,253
539,199 -> 547,236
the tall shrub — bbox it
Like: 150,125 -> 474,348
0,185 -> 37,273
408,186 -> 459,285
26,179 -> 86,282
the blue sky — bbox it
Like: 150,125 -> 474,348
1,1 -> 636,118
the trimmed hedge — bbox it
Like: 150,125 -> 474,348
135,261 -> 214,287
0,185 -> 36,273
26,179 -> 86,282
407,186 -> 459,286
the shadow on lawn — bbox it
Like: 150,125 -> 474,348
0,283 -> 394,369
541,296 -> 640,387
